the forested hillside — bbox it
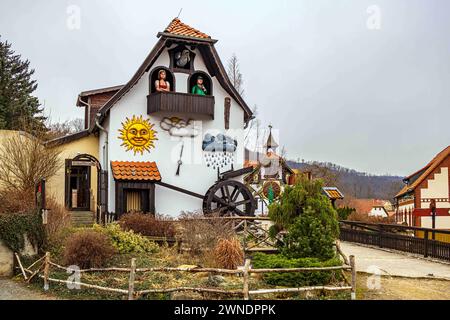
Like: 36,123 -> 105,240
286,160 -> 404,200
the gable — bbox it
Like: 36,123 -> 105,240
96,19 -> 253,126
396,145 -> 450,198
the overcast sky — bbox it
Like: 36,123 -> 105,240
1,0 -> 449,176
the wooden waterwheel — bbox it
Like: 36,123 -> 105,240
202,180 -> 256,216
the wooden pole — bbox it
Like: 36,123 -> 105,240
349,255 -> 356,300
128,258 -> 136,300
243,219 -> 248,251
43,252 -> 50,291
15,253 -> 28,280
242,259 -> 251,300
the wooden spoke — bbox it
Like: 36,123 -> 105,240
203,180 -> 256,217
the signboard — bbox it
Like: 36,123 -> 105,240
72,160 -> 97,167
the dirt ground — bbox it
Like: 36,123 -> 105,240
356,273 -> 450,300
0,278 -> 56,300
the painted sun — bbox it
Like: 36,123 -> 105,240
119,115 -> 158,155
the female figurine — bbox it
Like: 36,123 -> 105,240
191,75 -> 207,95
155,70 -> 171,92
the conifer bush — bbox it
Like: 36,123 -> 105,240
269,177 -> 339,260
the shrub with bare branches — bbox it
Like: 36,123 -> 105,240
118,212 -> 176,238
0,129 -> 62,196
63,230 -> 116,269
347,211 -> 396,224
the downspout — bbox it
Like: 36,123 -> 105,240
95,115 -> 109,171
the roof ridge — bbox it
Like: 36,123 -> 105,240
164,17 -> 211,39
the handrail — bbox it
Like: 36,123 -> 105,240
340,220 -> 450,235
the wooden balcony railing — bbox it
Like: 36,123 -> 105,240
147,91 -> 215,119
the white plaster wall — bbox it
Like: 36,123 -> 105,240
420,167 -> 450,209
421,215 -> 450,229
369,207 -> 387,217
106,46 -> 245,216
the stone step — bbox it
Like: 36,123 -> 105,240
70,211 -> 95,227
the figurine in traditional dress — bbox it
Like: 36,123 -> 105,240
191,76 -> 207,95
155,70 -> 171,92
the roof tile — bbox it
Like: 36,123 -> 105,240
164,18 -> 210,39
111,161 -> 161,181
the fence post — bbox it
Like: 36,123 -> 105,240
242,259 -> 251,300
424,230 -> 429,258
128,258 -> 136,300
243,219 -> 248,251
350,255 -> 356,300
43,252 -> 50,291
378,225 -> 384,248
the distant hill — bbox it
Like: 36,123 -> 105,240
286,160 -> 404,201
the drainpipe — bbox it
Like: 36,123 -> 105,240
95,113 -> 109,169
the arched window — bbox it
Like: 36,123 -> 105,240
188,71 -> 212,96
150,67 -> 175,94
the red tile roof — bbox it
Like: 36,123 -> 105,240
395,145 -> 450,198
111,161 -> 161,181
164,18 -> 211,39
347,199 -> 387,214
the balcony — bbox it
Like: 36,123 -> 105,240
147,91 -> 215,119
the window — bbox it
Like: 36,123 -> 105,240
189,71 -> 212,96
150,67 -> 175,93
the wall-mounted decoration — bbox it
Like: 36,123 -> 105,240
202,133 -> 237,170
262,181 -> 281,201
169,45 -> 195,73
175,49 -> 191,68
160,117 -> 200,138
119,115 -> 158,155
224,97 -> 231,130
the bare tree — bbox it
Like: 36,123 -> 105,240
46,118 -> 84,140
0,128 -> 62,194
227,53 -> 244,96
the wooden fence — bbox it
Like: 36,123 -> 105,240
15,250 -> 356,300
340,220 -> 450,261
175,216 -> 281,253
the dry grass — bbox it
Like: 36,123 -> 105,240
214,238 -> 244,269
177,212 -> 235,267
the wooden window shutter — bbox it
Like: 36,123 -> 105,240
224,97 -> 231,129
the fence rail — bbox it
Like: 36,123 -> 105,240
15,251 -> 356,300
339,220 -> 450,261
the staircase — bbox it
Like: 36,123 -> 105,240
70,211 -> 95,227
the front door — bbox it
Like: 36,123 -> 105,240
66,164 -> 91,211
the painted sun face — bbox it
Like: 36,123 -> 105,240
119,115 -> 157,155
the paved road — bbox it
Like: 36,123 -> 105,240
341,242 -> 450,280
0,279 -> 55,300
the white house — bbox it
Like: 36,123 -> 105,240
45,18 -> 254,219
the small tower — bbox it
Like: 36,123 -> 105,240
264,125 -> 279,154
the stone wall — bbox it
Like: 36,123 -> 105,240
0,236 -> 38,277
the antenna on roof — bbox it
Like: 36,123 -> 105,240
176,8 -> 183,19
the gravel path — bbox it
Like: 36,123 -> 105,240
0,279 -> 56,300
341,241 -> 450,279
